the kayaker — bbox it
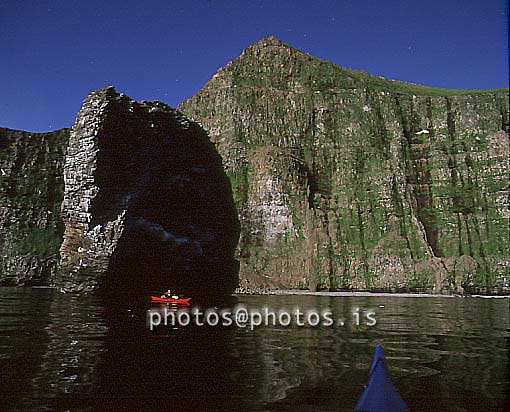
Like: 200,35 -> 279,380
160,290 -> 180,299
161,289 -> 173,298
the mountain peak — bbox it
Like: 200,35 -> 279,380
183,36 -> 504,103
248,35 -> 290,50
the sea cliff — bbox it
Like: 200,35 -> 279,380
180,36 -> 510,294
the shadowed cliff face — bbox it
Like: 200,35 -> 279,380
57,87 -> 240,298
179,36 -> 510,294
0,127 -> 69,285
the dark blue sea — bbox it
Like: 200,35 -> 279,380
0,288 -> 508,411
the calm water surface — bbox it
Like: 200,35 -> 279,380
0,288 -> 508,411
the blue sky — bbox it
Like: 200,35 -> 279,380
1,0 -> 508,132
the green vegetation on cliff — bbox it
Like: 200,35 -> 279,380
180,36 -> 510,294
0,128 -> 69,285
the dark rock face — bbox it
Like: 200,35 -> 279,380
179,36 -> 510,294
0,127 -> 69,285
57,87 -> 240,297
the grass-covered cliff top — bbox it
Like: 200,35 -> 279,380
221,36 -> 509,98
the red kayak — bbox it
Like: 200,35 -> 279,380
150,296 -> 192,305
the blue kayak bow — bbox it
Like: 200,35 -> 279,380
355,344 -> 409,412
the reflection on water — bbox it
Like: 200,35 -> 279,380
0,288 -> 508,411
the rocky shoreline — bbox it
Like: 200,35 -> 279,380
233,287 -> 510,297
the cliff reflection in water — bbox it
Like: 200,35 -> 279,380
0,288 -> 508,412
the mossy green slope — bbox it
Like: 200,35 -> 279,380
180,36 -> 510,294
